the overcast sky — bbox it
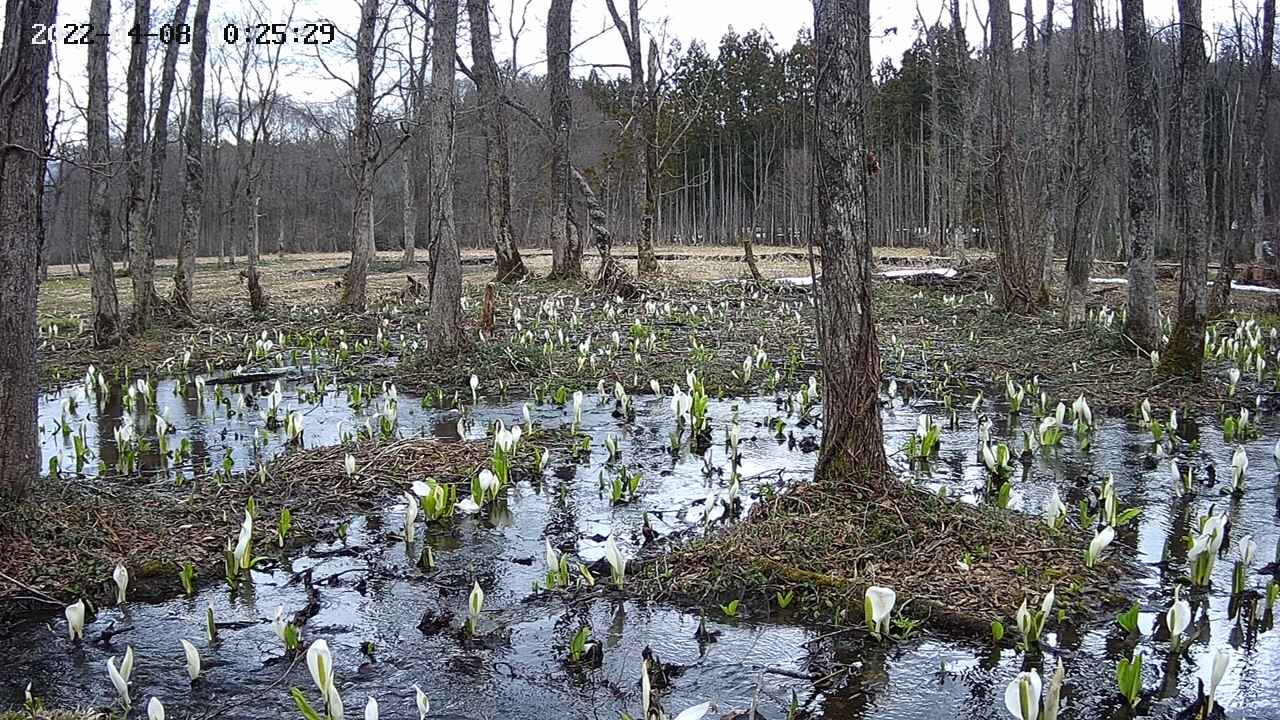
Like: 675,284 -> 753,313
4,0 -> 1253,137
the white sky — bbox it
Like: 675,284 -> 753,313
2,0 -> 1253,138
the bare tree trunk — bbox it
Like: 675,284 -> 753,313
124,0 -> 152,330
426,0 -> 464,348
1121,0 -> 1160,350
401,142 -> 417,269
1163,0 -> 1209,377
0,0 -> 58,501
1212,0 -> 1273,310
605,0 -> 659,275
87,0 -> 123,347
171,0 -> 212,312
813,0 -> 888,477
989,0 -> 1037,313
144,0 -> 190,313
468,0 -> 528,283
1063,0 -> 1099,326
340,0 -> 381,309
546,0 -> 583,280
246,193 -> 267,310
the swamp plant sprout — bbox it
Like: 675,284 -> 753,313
1003,669 -> 1040,720
1202,648 -> 1230,717
113,563 -> 129,604
180,639 -> 201,681
65,599 -> 85,641
1085,526 -> 1114,568
1015,588 -> 1054,649
1165,587 -> 1190,651
467,581 -> 485,634
605,535 -> 627,588
1115,650 -> 1142,708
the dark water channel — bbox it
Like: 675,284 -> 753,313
3,373 -> 1278,719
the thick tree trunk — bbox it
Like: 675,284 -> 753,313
144,0 -> 189,315
812,0 -> 888,477
467,0 -> 528,283
1163,0 -> 1209,377
989,0 -> 1037,313
125,0 -> 151,330
1121,0 -> 1160,350
1063,0 -> 1099,326
340,0 -> 381,309
426,0 -> 464,348
171,0 -> 212,312
87,0 -> 123,347
546,0 -> 583,280
0,0 -> 58,501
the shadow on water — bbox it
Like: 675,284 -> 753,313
6,376 -> 1278,718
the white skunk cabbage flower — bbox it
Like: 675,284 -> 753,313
478,469 -> 499,500
605,535 -> 627,587
273,606 -> 288,645
469,374 -> 479,402
468,581 -> 485,629
113,563 -> 129,604
233,510 -> 254,570
307,639 -> 335,698
413,684 -> 430,719
403,492 -> 419,543
364,696 -> 379,720
107,654 -> 131,708
65,599 -> 85,641
545,539 -> 559,571
344,453 -> 357,477
1004,669 -> 1042,720
1238,534 -> 1256,566
672,702 -> 713,720
1231,446 -> 1248,491
1072,394 -> 1092,427
1086,526 -> 1115,567
1202,648 -> 1230,715
1165,589 -> 1190,649
147,697 -> 166,720
180,639 -> 201,681
864,585 -> 896,638
1044,490 -> 1067,530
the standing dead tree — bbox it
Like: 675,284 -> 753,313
87,0 -> 123,346
467,0 -> 529,283
812,0 -> 889,476
172,0 -> 213,313
0,0 -> 58,501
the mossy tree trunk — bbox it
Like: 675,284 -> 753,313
1120,0 -> 1160,350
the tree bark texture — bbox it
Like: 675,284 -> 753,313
467,0 -> 528,283
1063,0 -> 1100,326
546,0 -> 583,280
1162,0 -> 1210,377
427,0 -> 464,348
124,0 -> 152,330
87,0 -> 123,347
812,0 -> 889,477
0,0 -> 58,501
605,0 -> 659,275
340,0 -> 381,309
1120,0 -> 1160,350
171,0 -> 212,312
989,0 -> 1039,314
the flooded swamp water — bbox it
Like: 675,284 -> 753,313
2,371 -> 1278,719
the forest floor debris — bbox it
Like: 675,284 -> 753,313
637,470 -> 1124,635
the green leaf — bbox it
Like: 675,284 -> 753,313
290,688 -> 324,720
